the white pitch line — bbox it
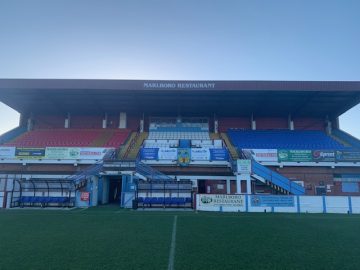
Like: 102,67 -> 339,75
168,215 -> 178,270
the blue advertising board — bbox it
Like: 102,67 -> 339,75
335,150 -> 360,162
140,148 -> 159,160
210,148 -> 229,161
250,195 -> 295,207
15,147 -> 46,159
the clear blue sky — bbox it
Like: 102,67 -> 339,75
0,0 -> 359,137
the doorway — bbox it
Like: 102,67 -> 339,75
109,178 -> 122,204
198,180 -> 206,194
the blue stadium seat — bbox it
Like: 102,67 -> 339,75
150,197 -> 158,204
228,129 -> 346,150
143,197 -> 152,205
165,197 -> 172,205
171,197 -> 186,206
156,197 -> 165,204
18,196 -> 73,207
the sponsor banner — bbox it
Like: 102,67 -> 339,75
237,159 -> 251,174
15,148 -> 45,159
80,192 -> 90,201
209,148 -> 229,161
78,148 -> 109,160
190,148 -> 210,161
158,148 -> 177,160
334,174 -> 360,182
242,149 -> 278,162
140,148 -> 159,160
335,150 -> 360,162
0,147 -> 16,158
177,148 -> 191,166
198,194 -> 244,207
250,195 -> 295,207
45,147 -> 80,159
312,150 -> 335,162
45,147 -> 109,160
278,149 -> 312,162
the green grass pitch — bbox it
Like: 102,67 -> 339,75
1,206 -> 360,270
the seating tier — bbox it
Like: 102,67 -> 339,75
228,129 -> 345,150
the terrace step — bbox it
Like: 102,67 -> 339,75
126,132 -> 148,160
210,133 -> 220,140
220,132 -> 239,159
118,132 -> 137,159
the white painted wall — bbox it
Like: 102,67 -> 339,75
196,194 -> 360,215
299,196 -> 324,213
0,192 -> 3,207
247,205 -> 272,213
272,205 -> 298,213
325,196 -> 349,214
350,196 -> 360,214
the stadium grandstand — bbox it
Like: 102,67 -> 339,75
1,79 -> 360,209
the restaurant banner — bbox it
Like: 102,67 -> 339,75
198,194 -> 244,207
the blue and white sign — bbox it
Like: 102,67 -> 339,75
0,147 -> 16,158
210,148 -> 229,161
250,195 -> 295,207
191,148 -> 210,160
158,148 -> 177,160
140,148 -> 159,160
334,174 -> 360,182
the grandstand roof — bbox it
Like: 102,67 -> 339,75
0,79 -> 360,118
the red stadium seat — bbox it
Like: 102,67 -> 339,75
5,129 -> 130,148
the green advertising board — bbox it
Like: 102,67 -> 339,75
278,150 -> 312,162
45,147 -> 81,159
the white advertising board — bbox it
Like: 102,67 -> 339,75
237,159 -> 251,174
242,149 -> 278,162
0,147 -> 15,158
197,194 -> 245,212
158,148 -> 178,160
45,147 -> 111,160
191,148 -> 210,160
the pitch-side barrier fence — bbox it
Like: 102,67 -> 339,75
196,194 -> 360,214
